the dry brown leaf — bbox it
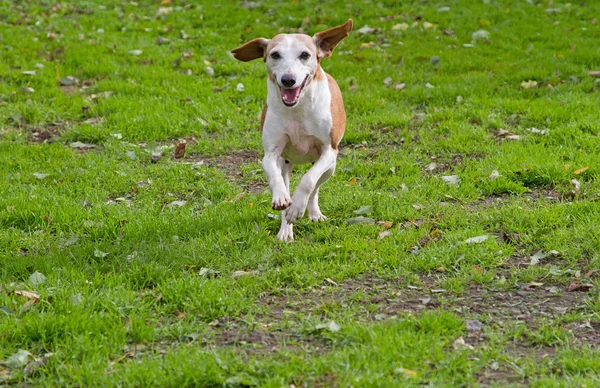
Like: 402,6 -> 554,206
567,283 -> 593,292
174,141 -> 186,159
13,290 -> 40,300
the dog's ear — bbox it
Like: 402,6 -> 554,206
231,38 -> 270,62
313,19 -> 353,59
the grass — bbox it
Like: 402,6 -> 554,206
1,0 -> 600,386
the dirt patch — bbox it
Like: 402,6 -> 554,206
25,123 -> 65,143
183,150 -> 266,194
422,153 -> 486,174
257,276 -> 595,337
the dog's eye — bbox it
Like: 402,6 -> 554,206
270,52 -> 281,60
299,52 -> 310,60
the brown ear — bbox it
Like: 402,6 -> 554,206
313,19 -> 353,59
231,38 -> 270,62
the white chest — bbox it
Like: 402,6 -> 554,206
264,76 -> 333,165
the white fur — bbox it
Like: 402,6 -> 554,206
262,63 -> 338,241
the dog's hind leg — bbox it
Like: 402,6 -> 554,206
277,158 -> 294,241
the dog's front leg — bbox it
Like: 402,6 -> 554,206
286,147 -> 337,224
262,137 -> 291,211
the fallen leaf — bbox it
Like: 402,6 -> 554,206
5,350 -> 35,369
33,172 -> 49,179
526,127 -> 548,135
529,281 -> 544,288
466,319 -> 484,333
567,283 -> 593,292
395,83 -> 406,90
353,205 -> 372,215
345,216 -> 375,225
357,25 -> 376,34
379,230 -> 392,239
126,150 -> 137,160
377,221 -> 393,228
471,265 -> 485,274
70,141 -> 97,150
573,167 -> 588,175
453,337 -> 474,350
464,235 -> 488,244
392,23 -> 409,31
529,250 -> 559,266
198,268 -> 220,278
315,321 -> 341,333
521,80 -> 538,89
59,76 -> 78,86
29,271 -> 46,286
151,149 -> 163,163
13,290 -> 40,300
166,200 -> 187,208
325,278 -> 338,286
232,270 -> 259,279
94,249 -> 109,258
22,70 -> 36,76
128,50 -> 143,56
489,170 -> 500,180
442,175 -> 459,185
495,128 -> 520,141
394,367 -> 417,377
174,141 -> 186,159
471,29 -> 490,44
424,162 -> 438,172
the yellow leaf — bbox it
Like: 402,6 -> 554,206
395,367 -> 417,378
574,167 -> 589,175
479,19 -> 491,27
557,53 -> 564,59
349,177 -> 358,185
520,80 -> 538,89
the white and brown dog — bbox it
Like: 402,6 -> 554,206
232,19 -> 353,242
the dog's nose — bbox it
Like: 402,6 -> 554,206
281,74 -> 296,87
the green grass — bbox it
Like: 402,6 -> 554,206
1,0 -> 600,386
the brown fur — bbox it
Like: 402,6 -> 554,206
260,104 -> 268,132
327,73 -> 345,149
314,19 -> 353,58
231,38 -> 269,62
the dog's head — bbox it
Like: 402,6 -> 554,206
232,19 -> 353,107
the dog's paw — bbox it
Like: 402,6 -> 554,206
308,211 -> 327,222
285,203 -> 306,224
271,191 -> 292,210
277,224 -> 294,242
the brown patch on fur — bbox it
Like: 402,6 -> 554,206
231,38 -> 269,62
264,34 -> 286,59
312,65 -> 325,82
260,104 -> 268,132
327,73 -> 346,149
314,19 -> 353,58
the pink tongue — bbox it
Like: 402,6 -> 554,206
281,86 -> 301,104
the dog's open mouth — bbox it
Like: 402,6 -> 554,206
280,75 -> 308,107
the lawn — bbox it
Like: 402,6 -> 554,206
1,0 -> 600,386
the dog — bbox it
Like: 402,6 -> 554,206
232,19 -> 353,242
